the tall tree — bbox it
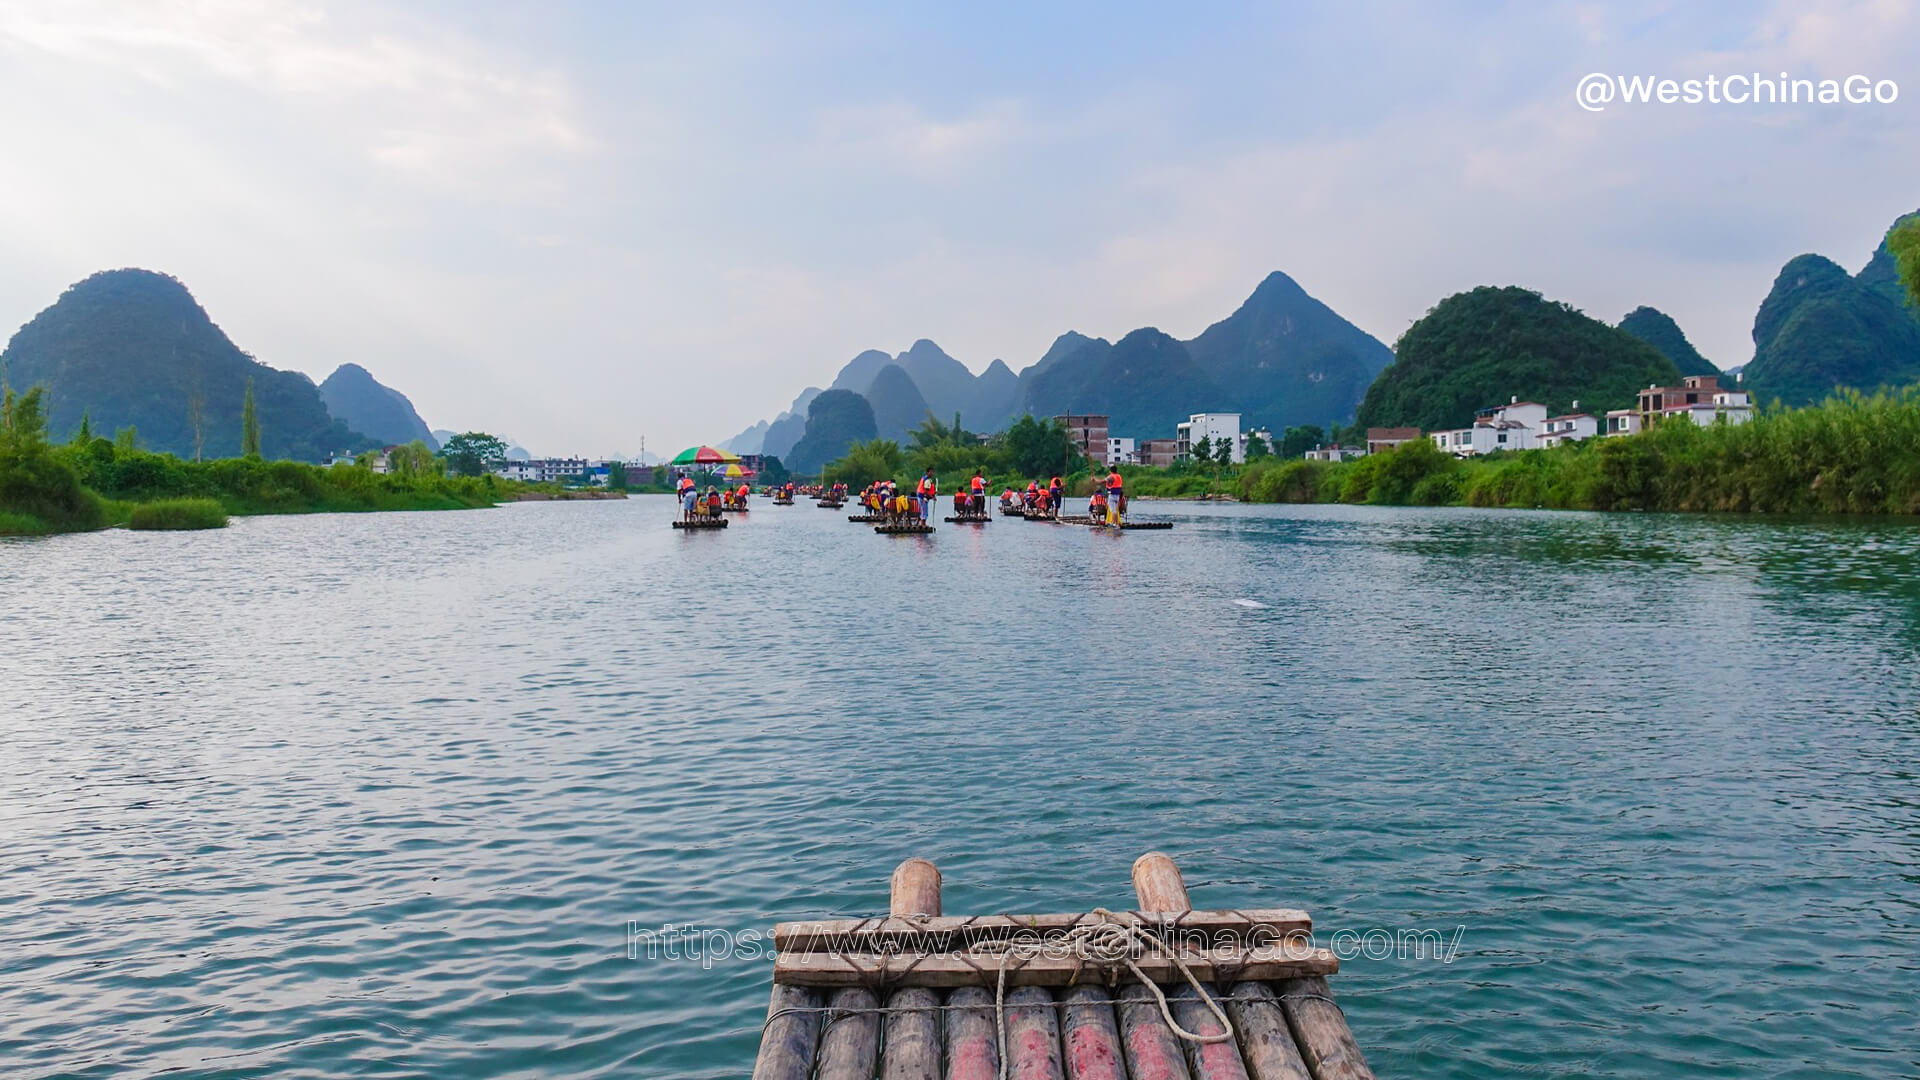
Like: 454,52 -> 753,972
606,461 -> 628,490
1279,425 -> 1326,459
1892,219 -> 1920,309
1192,435 -> 1214,464
240,377 -> 261,457
72,411 -> 92,445
439,432 -> 508,477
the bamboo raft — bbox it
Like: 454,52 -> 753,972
753,854 -> 1373,1080
819,502 -> 847,509
773,497 -> 795,505
671,517 -> 728,529
1091,520 -> 1174,530
943,514 -> 992,524
848,513 -> 887,522
875,521 -> 935,534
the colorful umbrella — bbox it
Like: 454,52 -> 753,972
723,464 -> 745,477
670,445 -> 741,466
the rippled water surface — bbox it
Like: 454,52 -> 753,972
4,497 -> 1919,1078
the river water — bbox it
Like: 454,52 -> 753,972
3,497 -> 1917,1079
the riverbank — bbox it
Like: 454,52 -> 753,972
0,395 -> 525,536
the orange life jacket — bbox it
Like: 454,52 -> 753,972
1107,471 -> 1124,490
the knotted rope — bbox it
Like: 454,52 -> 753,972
969,907 -> 1233,1079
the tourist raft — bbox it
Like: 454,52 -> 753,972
751,854 -> 1373,1080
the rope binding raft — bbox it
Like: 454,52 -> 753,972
751,852 -> 1375,1080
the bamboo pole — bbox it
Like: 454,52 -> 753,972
1116,984 -> 1194,1080
1124,852 -> 1197,1080
1223,983 -> 1312,1080
752,983 -> 823,1080
817,987 -> 881,1080
883,859 -> 944,1080
1004,985 -> 1065,1080
892,858 -> 943,917
1133,853 -> 1250,1080
945,986 -> 999,1080
881,987 -> 941,1080
1059,985 -> 1128,1080
1276,977 -> 1376,1080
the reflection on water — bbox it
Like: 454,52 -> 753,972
3,499 -> 1919,1078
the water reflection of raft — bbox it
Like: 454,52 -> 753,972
671,517 -> 728,529
942,514 -> 991,524
874,521 -> 934,534
751,853 -> 1371,1080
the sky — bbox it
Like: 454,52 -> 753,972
0,0 -> 1915,456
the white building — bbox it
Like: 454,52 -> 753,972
1241,427 -> 1274,458
1430,399 -> 1544,456
1538,413 -> 1598,448
1105,437 -> 1137,465
1603,410 -> 1641,437
1303,444 -> 1364,463
1176,412 -> 1244,463
494,457 -> 592,484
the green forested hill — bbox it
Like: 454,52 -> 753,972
1743,214 -> 1920,406
1356,286 -> 1681,430
784,389 -> 878,473
1618,306 -> 1718,376
0,269 -> 366,460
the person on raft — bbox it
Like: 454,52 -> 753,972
1089,488 -> 1108,521
680,478 -> 699,522
1104,466 -> 1126,525
968,469 -> 987,515
1048,475 -> 1064,518
916,469 -> 937,520
705,486 -> 723,516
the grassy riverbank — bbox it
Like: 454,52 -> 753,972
2,387 -> 517,536
1238,387 -> 1920,515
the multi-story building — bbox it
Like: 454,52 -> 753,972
496,458 -> 591,484
1241,427 -> 1274,458
1176,413 -> 1244,463
1139,438 -> 1180,468
1105,437 -> 1137,465
1603,410 -> 1642,437
1538,412 -> 1598,448
1638,375 -> 1753,427
1054,414 -> 1110,465
1366,427 -> 1421,455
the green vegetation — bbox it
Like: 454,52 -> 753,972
1618,306 -> 1719,376
1358,286 -> 1680,431
1238,387 -> 1920,515
1,386 -> 108,534
439,432 -> 508,477
2,395 -> 514,536
128,497 -> 228,530
0,268 -> 369,460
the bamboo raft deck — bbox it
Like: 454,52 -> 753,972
671,517 -> 728,529
818,500 -> 847,509
848,513 -> 887,522
1092,520 -> 1174,530
875,521 -> 935,534
943,514 -> 992,524
773,497 -> 795,505
754,854 -> 1374,1080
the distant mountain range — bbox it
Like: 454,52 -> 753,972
719,270 -> 1397,464
1618,306 -> 1719,377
